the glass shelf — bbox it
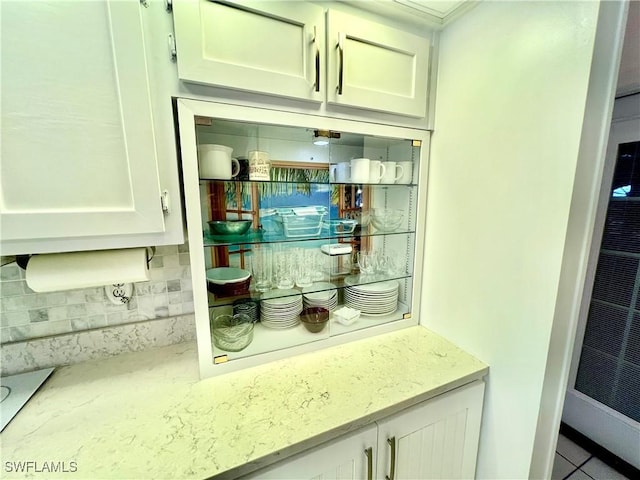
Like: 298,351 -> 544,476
202,226 -> 416,247
199,178 -> 418,188
209,301 -> 412,362
207,272 -> 413,308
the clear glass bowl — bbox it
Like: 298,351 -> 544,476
211,313 -> 254,352
370,209 -> 404,232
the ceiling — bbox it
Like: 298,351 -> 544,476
393,0 -> 472,22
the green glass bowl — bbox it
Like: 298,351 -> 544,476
208,220 -> 252,236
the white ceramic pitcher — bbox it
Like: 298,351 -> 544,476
197,144 -> 240,180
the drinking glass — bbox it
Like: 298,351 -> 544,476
311,249 -> 327,281
357,251 -> 377,274
293,248 -> 313,287
376,251 -> 405,276
250,244 -> 272,292
274,245 -> 294,289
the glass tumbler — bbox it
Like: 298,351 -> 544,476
294,248 -> 313,287
357,250 -> 377,274
273,245 -> 294,289
382,251 -> 405,276
250,244 -> 272,292
311,249 -> 328,281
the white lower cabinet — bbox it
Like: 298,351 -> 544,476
243,381 -> 484,480
242,424 -> 378,480
376,381 -> 485,479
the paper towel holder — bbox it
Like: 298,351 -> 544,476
15,247 -> 156,271
15,255 -> 30,270
21,247 -> 153,294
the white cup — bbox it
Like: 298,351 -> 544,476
368,160 -> 387,184
350,158 -> 370,183
380,161 -> 404,184
335,162 -> 351,182
248,150 -> 271,181
396,161 -> 414,184
329,164 -> 338,182
197,144 -> 240,180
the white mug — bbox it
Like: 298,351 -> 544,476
368,160 -> 387,184
329,164 -> 338,182
335,162 -> 350,182
350,158 -> 370,183
396,161 -> 414,184
197,144 -> 240,180
248,150 -> 271,181
380,161 -> 404,184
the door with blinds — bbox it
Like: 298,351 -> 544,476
563,94 -> 640,469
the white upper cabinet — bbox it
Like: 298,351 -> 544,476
326,9 -> 431,118
0,0 -> 180,255
170,2 -> 432,120
172,0 -> 325,103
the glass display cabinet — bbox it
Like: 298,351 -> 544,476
176,99 -> 429,378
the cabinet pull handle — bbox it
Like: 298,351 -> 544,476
385,436 -> 396,480
313,26 -> 320,93
337,32 -> 345,95
364,446 -> 373,480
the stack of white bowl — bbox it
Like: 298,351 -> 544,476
302,282 -> 338,311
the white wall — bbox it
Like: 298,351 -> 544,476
421,1 -> 613,478
617,0 -> 640,96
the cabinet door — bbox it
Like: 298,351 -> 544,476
172,0 -> 325,103
242,424 -> 378,479
326,9 -> 431,118
0,0 -> 165,254
376,381 -> 485,479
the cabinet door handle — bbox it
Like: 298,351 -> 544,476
337,32 -> 345,95
364,446 -> 373,480
385,436 -> 396,480
313,26 -> 320,93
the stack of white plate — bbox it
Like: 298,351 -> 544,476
260,289 -> 303,329
302,282 -> 338,311
344,279 -> 399,316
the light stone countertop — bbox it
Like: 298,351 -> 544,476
0,326 -> 488,479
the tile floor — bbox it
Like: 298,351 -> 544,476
552,434 -> 631,480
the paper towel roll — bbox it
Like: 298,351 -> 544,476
25,248 -> 150,292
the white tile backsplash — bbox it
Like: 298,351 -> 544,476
0,264 -> 21,281
0,314 -> 196,376
0,243 -> 197,375
0,244 -> 195,344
